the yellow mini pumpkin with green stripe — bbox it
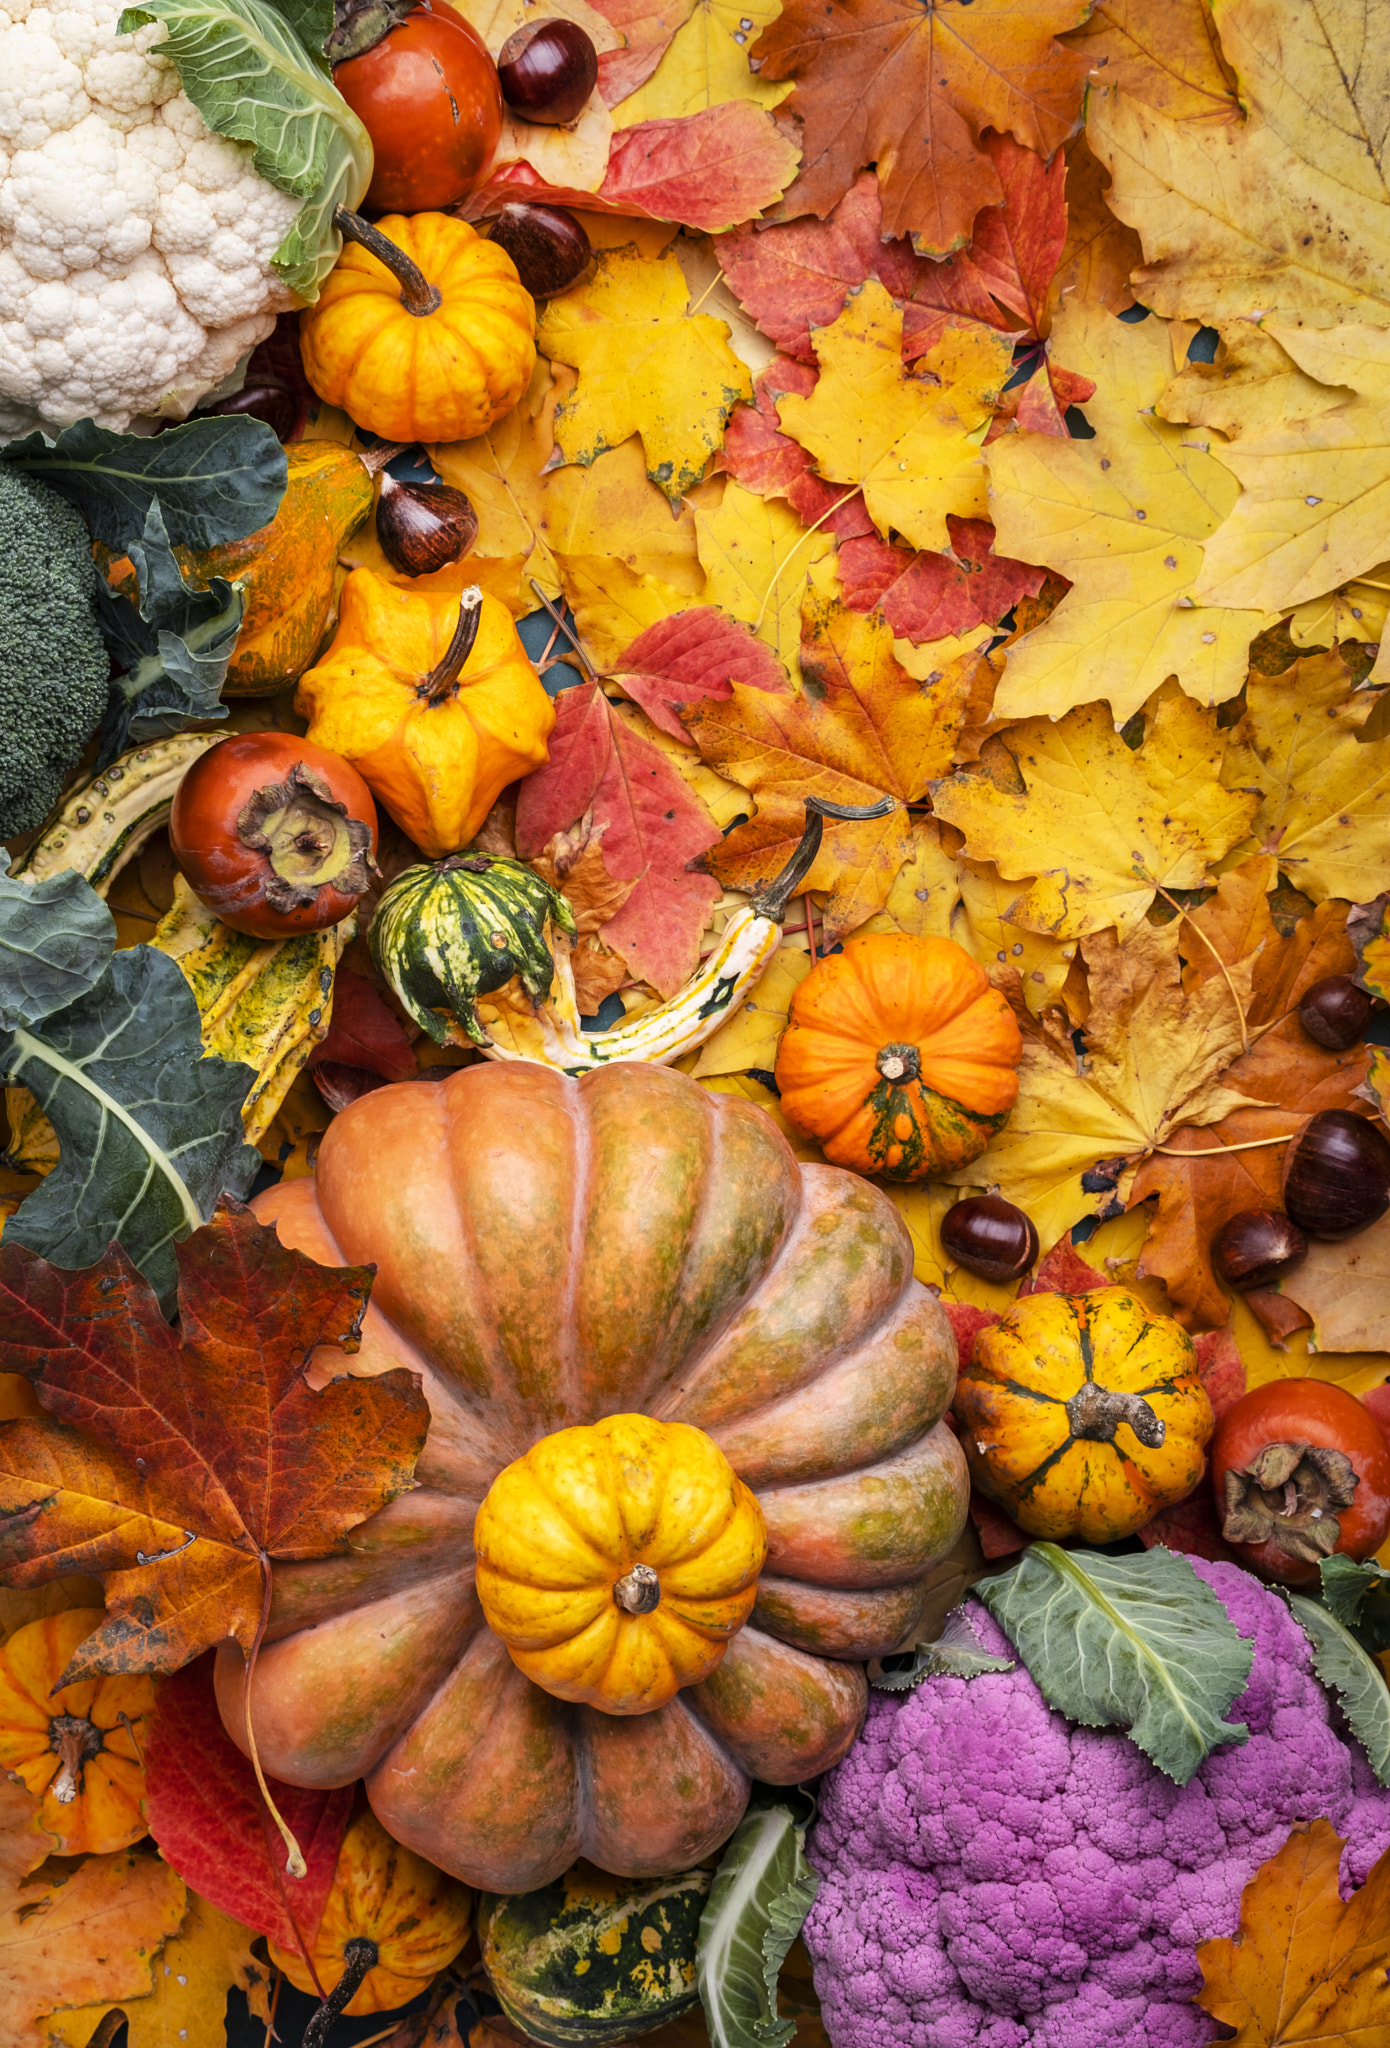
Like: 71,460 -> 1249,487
954,1287 -> 1215,1543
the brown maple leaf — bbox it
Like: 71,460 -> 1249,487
529,814 -> 638,1014
0,1202 -> 428,1680
1196,1818 -> 1390,2046
753,0 -> 1091,253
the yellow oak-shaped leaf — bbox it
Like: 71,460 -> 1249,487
42,1890 -> 270,2048
985,303 -> 1268,721
695,479 -> 832,684
1287,567 -> 1390,653
775,282 -> 1013,554
942,922 -> 1258,1252
613,0 -> 791,122
1190,325 -> 1390,612
1061,0 -> 1237,118
1228,652 -> 1390,902
1089,0 -> 1390,328
1158,323 -> 1351,442
931,692 -> 1260,940
539,244 -> 753,503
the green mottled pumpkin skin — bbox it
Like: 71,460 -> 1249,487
369,852 -> 577,1047
481,1861 -> 710,2044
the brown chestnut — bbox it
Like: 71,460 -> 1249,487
1283,1109 -> 1390,1241
941,1195 -> 1040,1283
1298,973 -> 1373,1051
1212,1208 -> 1308,1291
487,201 -> 591,301
497,17 -> 597,124
375,470 -> 479,577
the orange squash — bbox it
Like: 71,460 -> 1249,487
0,1609 -> 153,1854
775,933 -> 1022,1181
954,1286 -> 1215,1543
215,1062 -> 967,1891
295,569 -> 555,856
269,1809 -> 472,2016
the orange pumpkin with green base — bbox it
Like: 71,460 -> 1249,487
775,932 -> 1022,1181
217,1061 -> 967,1891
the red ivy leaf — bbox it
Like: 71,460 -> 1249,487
612,607 -> 788,740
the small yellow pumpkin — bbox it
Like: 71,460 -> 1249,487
953,1286 -> 1214,1543
269,1809 -> 473,2016
0,1609 -> 153,1854
296,568 -> 555,856
299,211 -> 535,444
473,1414 -> 768,1716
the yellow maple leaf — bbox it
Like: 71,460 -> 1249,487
855,818 -> 960,941
1061,0 -> 1238,118
1158,322 -> 1351,442
538,245 -> 753,503
931,692 -> 1260,941
1047,134 -> 1142,320
943,922 -> 1259,1253
1226,652 -> 1390,902
1088,0 -> 1390,329
985,302 -> 1269,721
42,1891 -> 269,2048
774,282 -> 1014,554
690,941 -> 812,1077
1188,324 -> 1390,613
952,858 -> 1078,1014
1287,567 -> 1390,653
560,555 -> 695,668
613,0 -> 791,122
695,480 -> 832,684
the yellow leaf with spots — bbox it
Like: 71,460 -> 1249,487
951,858 -> 1077,1014
613,0 -> 791,122
561,556 -> 696,668
41,1891 -> 269,2048
538,245 -> 752,503
695,480 -> 832,683
543,436 -> 708,590
1158,323 -> 1350,443
931,695 -> 1260,941
691,941 -> 812,1076
985,303 -> 1270,722
857,818 -> 960,941
1060,0 -> 1238,119
775,282 -> 1012,554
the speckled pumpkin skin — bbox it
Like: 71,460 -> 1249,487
216,1062 -> 966,1892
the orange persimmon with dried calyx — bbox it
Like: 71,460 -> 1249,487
0,1609 -> 153,1855
296,570 -> 555,858
299,209 -> 535,445
775,932 -> 1022,1181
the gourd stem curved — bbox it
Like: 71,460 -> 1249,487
333,208 -> 442,318
419,587 -> 484,704
303,1939 -> 381,2048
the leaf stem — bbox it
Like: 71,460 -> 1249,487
752,485 -> 860,633
1150,882 -> 1250,1055
529,578 -> 597,677
685,265 -> 728,318
1151,1134 -> 1296,1157
243,1552 -> 311,1888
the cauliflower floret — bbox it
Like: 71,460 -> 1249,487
0,0 -> 299,433
805,1559 -> 1390,2048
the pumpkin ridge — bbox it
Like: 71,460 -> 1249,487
1010,1435 -> 1082,1502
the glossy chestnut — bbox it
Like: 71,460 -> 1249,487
1211,1208 -> 1308,1291
487,201 -> 591,300
1298,974 -> 1373,1051
1282,1108 -> 1390,1242
940,1195 -> 1039,1283
376,470 -> 479,577
496,18 -> 597,124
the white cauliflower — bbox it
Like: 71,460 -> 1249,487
0,0 -> 303,435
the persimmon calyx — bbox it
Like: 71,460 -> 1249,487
1222,1440 -> 1360,1563
236,760 -> 377,913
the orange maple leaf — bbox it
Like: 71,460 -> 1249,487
1196,1818 -> 1390,2046
753,0 -> 1091,253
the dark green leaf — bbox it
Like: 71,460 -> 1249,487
0,855 -> 115,1033
95,500 -> 242,765
1288,1591 -> 1390,1786
0,948 -> 260,1307
1320,1555 -> 1390,1655
4,415 -> 287,552
698,1788 -> 818,2048
872,1605 -> 1015,1691
977,1543 -> 1253,1783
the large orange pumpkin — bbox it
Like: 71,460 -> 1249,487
216,1063 -> 966,1891
775,933 -> 1022,1181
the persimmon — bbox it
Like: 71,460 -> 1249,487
1211,1380 -> 1390,1586
334,1 -> 503,214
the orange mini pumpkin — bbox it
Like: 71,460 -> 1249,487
775,933 -> 1022,1181
0,1609 -> 153,1854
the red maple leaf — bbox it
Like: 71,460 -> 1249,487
611,607 -> 789,741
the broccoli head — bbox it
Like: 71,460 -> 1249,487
0,463 -> 109,840
804,1558 -> 1390,2047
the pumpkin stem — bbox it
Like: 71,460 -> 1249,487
613,1563 -> 662,1615
1222,1440 -> 1359,1564
876,1043 -> 921,1084
1065,1380 -> 1166,1450
749,795 -> 896,922
332,207 -> 442,318
47,1712 -> 104,1804
303,1938 -> 380,2048
419,587 -> 484,705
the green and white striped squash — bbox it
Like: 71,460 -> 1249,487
479,1860 -> 711,2045
369,853 -> 578,1049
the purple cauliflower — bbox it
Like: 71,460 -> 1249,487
803,1558 -> 1390,2047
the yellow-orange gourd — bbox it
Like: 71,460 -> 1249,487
954,1286 -> 1215,1543
296,568 -> 555,856
0,1609 -> 153,1854
269,1809 -> 473,2015
299,212 -> 535,443
775,932 -> 1022,1181
473,1415 -> 768,1715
